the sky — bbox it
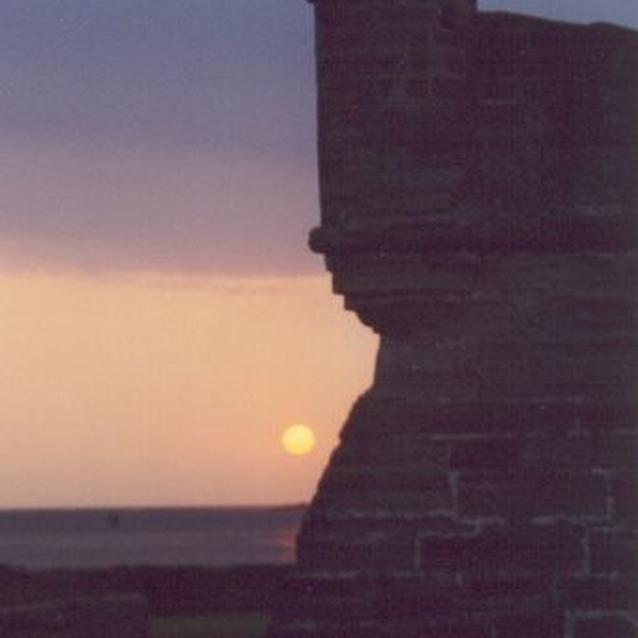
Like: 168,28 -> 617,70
1,0 -> 636,508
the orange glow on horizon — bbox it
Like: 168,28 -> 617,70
0,271 -> 377,508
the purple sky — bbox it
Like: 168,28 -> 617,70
1,0 -> 636,275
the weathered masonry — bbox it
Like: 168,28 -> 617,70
269,1 -> 637,636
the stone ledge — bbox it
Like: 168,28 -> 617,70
309,213 -> 637,258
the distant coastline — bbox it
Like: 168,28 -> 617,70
0,503 -> 308,513
0,505 -> 306,570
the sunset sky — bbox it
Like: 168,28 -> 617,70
1,0 -> 636,508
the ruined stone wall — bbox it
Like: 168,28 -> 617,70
268,2 -> 637,637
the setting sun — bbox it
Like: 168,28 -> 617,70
282,424 -> 316,456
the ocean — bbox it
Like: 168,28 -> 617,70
0,505 -> 305,570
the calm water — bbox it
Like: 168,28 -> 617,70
0,506 -> 305,570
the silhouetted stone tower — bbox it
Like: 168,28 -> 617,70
270,1 -> 637,636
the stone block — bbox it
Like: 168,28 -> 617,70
590,528 -> 638,575
562,575 -> 638,609
493,613 -> 564,638
457,470 -> 608,519
450,438 -> 520,471
573,614 -> 638,638
297,524 -> 417,571
375,577 -> 460,619
418,523 -> 584,574
461,573 -> 555,612
611,471 -> 638,521
416,624 -> 492,638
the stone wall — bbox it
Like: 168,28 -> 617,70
268,2 -> 637,637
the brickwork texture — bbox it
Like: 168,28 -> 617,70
268,1 -> 637,637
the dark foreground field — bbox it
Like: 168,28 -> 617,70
152,613 -> 269,638
0,564 -> 287,637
